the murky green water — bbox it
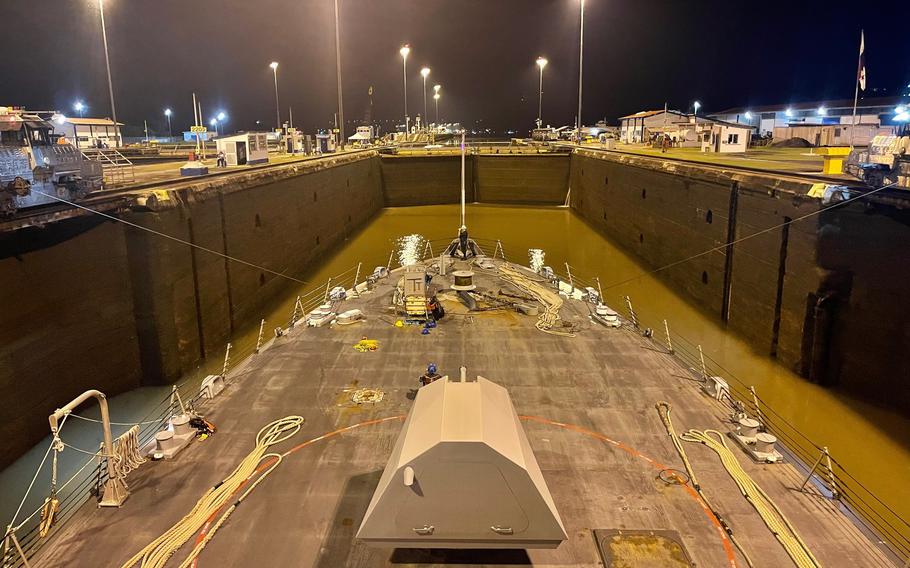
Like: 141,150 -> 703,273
3,203 -> 907,552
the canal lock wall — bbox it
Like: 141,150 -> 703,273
569,149 -> 910,414
0,152 -> 383,468
2,148 -> 909,468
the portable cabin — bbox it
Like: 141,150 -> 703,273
215,132 -> 269,166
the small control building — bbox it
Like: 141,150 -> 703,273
214,132 -> 269,166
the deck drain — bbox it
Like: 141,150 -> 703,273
351,388 -> 384,404
593,529 -> 693,567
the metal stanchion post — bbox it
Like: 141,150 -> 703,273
221,343 -> 232,377
255,319 -> 265,354
663,320 -> 674,354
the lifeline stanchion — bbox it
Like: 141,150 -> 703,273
221,343 -> 232,377
494,240 -> 504,260
564,262 -> 574,294
800,446 -> 840,499
352,262 -> 362,295
3,526 -> 30,568
663,320 -> 674,354
749,386 -> 766,430
290,296 -> 304,326
323,277 -> 333,303
595,277 -> 604,304
255,319 -> 265,354
386,249 -> 394,272
624,296 -> 639,328
697,345 -> 708,381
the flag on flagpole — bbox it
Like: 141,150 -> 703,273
858,30 -> 866,91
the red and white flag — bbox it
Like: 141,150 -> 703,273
858,30 -> 866,91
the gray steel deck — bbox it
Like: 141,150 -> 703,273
37,261 -> 893,567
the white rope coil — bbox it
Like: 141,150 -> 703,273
680,428 -> 820,568
120,415 -> 304,568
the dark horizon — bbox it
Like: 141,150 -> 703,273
3,0 -> 909,135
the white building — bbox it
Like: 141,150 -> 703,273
618,109 -> 690,143
707,96 -> 908,138
214,132 -> 269,166
698,120 -> 751,153
54,117 -> 122,149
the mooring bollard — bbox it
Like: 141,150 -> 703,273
255,319 -> 265,354
663,320 -> 674,354
221,343 -> 232,377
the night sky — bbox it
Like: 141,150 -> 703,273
3,0 -> 909,135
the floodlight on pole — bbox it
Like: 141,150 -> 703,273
434,91 -> 441,124
164,108 -> 172,137
421,67 -> 431,129
74,101 -> 86,117
269,61 -> 280,129
693,100 -> 701,124
576,0 -> 585,144
536,57 -> 548,128
400,45 -> 410,133
98,0 -> 120,146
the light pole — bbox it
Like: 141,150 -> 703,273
74,101 -> 86,118
164,108 -> 172,137
576,0 -> 585,144
400,45 -> 410,133
269,61 -> 280,129
210,118 -> 218,136
434,84 -> 441,125
535,57 -> 548,128
420,67 -> 431,130
217,111 -> 226,136
333,0 -> 345,148
693,101 -> 701,146
98,0 -> 119,146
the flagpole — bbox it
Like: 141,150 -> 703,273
850,29 -> 863,149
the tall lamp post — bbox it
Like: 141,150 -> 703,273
164,108 -> 172,138
400,45 -> 410,133
333,0 -> 345,149
269,61 -> 280,129
693,101 -> 701,146
98,0 -> 119,146
535,57 -> 548,128
576,0 -> 585,144
74,101 -> 86,118
433,84 -> 441,125
420,67 -> 431,130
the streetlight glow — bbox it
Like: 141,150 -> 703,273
433,84 -> 441,94
536,56 -> 548,128
164,108 -> 172,117
744,111 -> 753,120
269,61 -> 280,129
164,108 -> 172,137
217,111 -> 226,121
73,101 -> 86,117
400,45 -> 410,132
818,106 -> 827,116
420,67 -> 431,129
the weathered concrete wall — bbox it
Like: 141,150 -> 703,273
380,155 -> 473,206
0,218 -> 144,467
380,153 -> 569,207
475,155 -> 569,204
570,149 -> 909,412
0,154 -> 383,467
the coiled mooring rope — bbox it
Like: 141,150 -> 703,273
499,264 -> 576,337
679,427 -> 820,568
121,415 -> 305,568
656,402 -> 754,567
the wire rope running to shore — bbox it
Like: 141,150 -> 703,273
120,415 -> 305,568
32,191 -> 309,286
598,181 -> 900,293
679,426 -> 821,568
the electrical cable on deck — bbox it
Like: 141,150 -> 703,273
680,425 -> 821,568
656,402 -> 754,568
120,415 -> 304,568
